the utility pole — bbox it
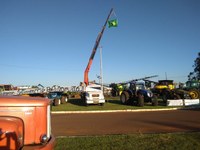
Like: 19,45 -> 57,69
99,45 -> 103,92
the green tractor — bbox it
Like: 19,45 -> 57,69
182,80 -> 200,99
110,83 -> 124,96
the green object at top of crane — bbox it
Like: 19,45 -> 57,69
108,19 -> 118,28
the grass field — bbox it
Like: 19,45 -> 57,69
51,97 -> 179,111
54,132 -> 200,150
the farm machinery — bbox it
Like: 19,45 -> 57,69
151,80 -> 184,102
151,79 -> 199,102
120,76 -> 158,107
110,83 -> 124,96
182,80 -> 200,99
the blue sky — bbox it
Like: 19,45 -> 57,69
0,0 -> 200,86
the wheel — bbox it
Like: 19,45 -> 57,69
161,90 -> 169,102
61,96 -> 67,104
173,94 -> 181,100
53,98 -> 60,106
81,92 -> 86,101
100,103 -> 104,106
152,95 -> 158,106
137,94 -> 144,107
85,102 -> 88,107
189,89 -> 200,99
120,91 -> 129,104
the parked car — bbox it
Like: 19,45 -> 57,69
47,91 -> 68,106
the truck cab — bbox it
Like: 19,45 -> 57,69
0,96 -> 55,150
81,84 -> 105,106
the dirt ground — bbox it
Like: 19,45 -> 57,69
51,109 -> 200,137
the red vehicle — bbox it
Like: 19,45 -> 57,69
81,8 -> 114,105
0,96 -> 55,150
84,8 -> 113,86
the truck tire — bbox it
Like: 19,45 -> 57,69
162,90 -> 169,102
61,96 -> 67,104
53,98 -> 60,106
120,91 -> 129,104
174,94 -> 181,99
137,94 -> 144,107
100,103 -> 104,106
162,94 -> 167,102
152,95 -> 158,106
189,89 -> 200,99
81,92 -> 86,101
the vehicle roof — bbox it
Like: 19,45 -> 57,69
0,96 -> 50,107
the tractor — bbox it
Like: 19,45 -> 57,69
110,83 -> 124,96
151,80 -> 191,102
182,80 -> 200,99
120,81 -> 158,107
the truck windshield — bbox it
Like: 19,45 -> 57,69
91,87 -> 101,90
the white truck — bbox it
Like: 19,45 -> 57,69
84,83 -> 105,106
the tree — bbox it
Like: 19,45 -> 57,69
188,72 -> 195,81
189,52 -> 200,81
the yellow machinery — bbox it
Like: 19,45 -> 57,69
152,80 -> 182,101
154,80 -> 175,90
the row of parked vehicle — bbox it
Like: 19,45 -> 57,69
45,78 -> 200,107
111,77 -> 200,107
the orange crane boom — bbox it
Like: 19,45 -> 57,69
84,8 -> 114,86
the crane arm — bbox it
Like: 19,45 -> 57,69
84,8 -> 114,86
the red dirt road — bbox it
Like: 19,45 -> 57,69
51,109 -> 200,137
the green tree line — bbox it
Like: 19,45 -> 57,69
188,52 -> 200,81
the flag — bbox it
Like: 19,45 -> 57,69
108,19 -> 118,28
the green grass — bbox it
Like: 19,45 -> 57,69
52,97 -> 180,111
54,132 -> 200,150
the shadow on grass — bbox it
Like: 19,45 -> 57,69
158,101 -> 167,106
67,97 -> 169,108
68,98 -> 86,106
107,98 -> 168,107
107,99 -> 123,105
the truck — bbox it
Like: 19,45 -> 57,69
81,83 -> 105,106
81,8 -> 114,105
0,96 -> 55,150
